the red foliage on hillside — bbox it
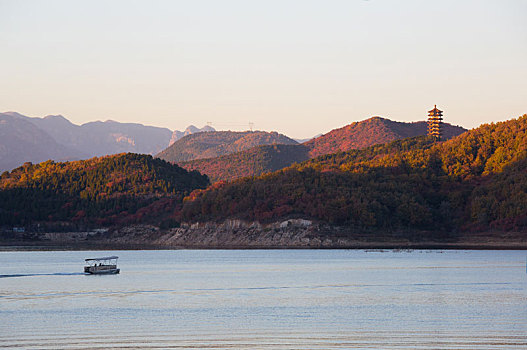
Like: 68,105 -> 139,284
178,115 -> 527,232
304,117 -> 466,158
175,117 -> 467,183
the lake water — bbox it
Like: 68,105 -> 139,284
1,250 -> 526,349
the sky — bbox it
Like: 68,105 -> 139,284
1,0 -> 526,138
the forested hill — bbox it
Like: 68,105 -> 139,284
178,117 -> 467,183
181,144 -> 310,183
0,153 -> 209,227
303,117 -> 466,158
179,115 -> 527,233
156,131 -> 298,163
2,116 -> 525,244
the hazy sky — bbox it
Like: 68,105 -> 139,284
1,0 -> 526,138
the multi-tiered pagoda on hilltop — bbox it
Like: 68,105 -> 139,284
427,105 -> 443,140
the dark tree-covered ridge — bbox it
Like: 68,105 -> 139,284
181,144 -> 310,183
0,153 -> 209,226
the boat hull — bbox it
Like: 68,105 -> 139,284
84,267 -> 120,275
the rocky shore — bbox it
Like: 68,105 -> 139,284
1,219 -> 526,250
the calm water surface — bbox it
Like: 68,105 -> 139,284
1,250 -> 526,349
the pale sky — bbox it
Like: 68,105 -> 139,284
1,0 -> 526,138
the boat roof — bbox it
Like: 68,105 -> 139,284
85,256 -> 119,261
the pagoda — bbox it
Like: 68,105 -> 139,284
427,105 -> 443,140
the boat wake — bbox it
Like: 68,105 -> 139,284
0,272 -> 85,278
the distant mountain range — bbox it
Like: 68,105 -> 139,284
0,113 -> 83,172
293,134 -> 322,144
156,130 -> 298,163
179,117 -> 467,182
0,112 -> 213,172
0,111 -> 466,179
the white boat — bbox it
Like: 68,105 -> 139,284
84,256 -> 120,274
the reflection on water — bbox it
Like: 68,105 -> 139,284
1,250 -> 526,349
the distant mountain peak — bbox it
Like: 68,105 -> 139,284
169,125 -> 216,146
41,114 -> 75,127
0,112 -> 84,172
304,116 -> 467,158
201,125 -> 215,132
0,112 -> 173,171
43,114 -> 66,119
159,130 -> 298,163
2,111 -> 27,118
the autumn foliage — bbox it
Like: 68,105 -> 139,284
177,117 -> 466,183
181,144 -> 310,183
0,153 -> 209,226
157,130 -> 298,163
303,117 -> 466,158
178,115 -> 527,232
1,115 -> 525,235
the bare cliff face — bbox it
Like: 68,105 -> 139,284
107,220 -> 450,249
3,219 -> 526,249
120,219 -> 328,248
8,219 -> 356,248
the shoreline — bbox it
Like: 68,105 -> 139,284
2,221 -> 525,251
1,240 -> 526,251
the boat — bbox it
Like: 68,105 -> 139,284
84,256 -> 120,274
